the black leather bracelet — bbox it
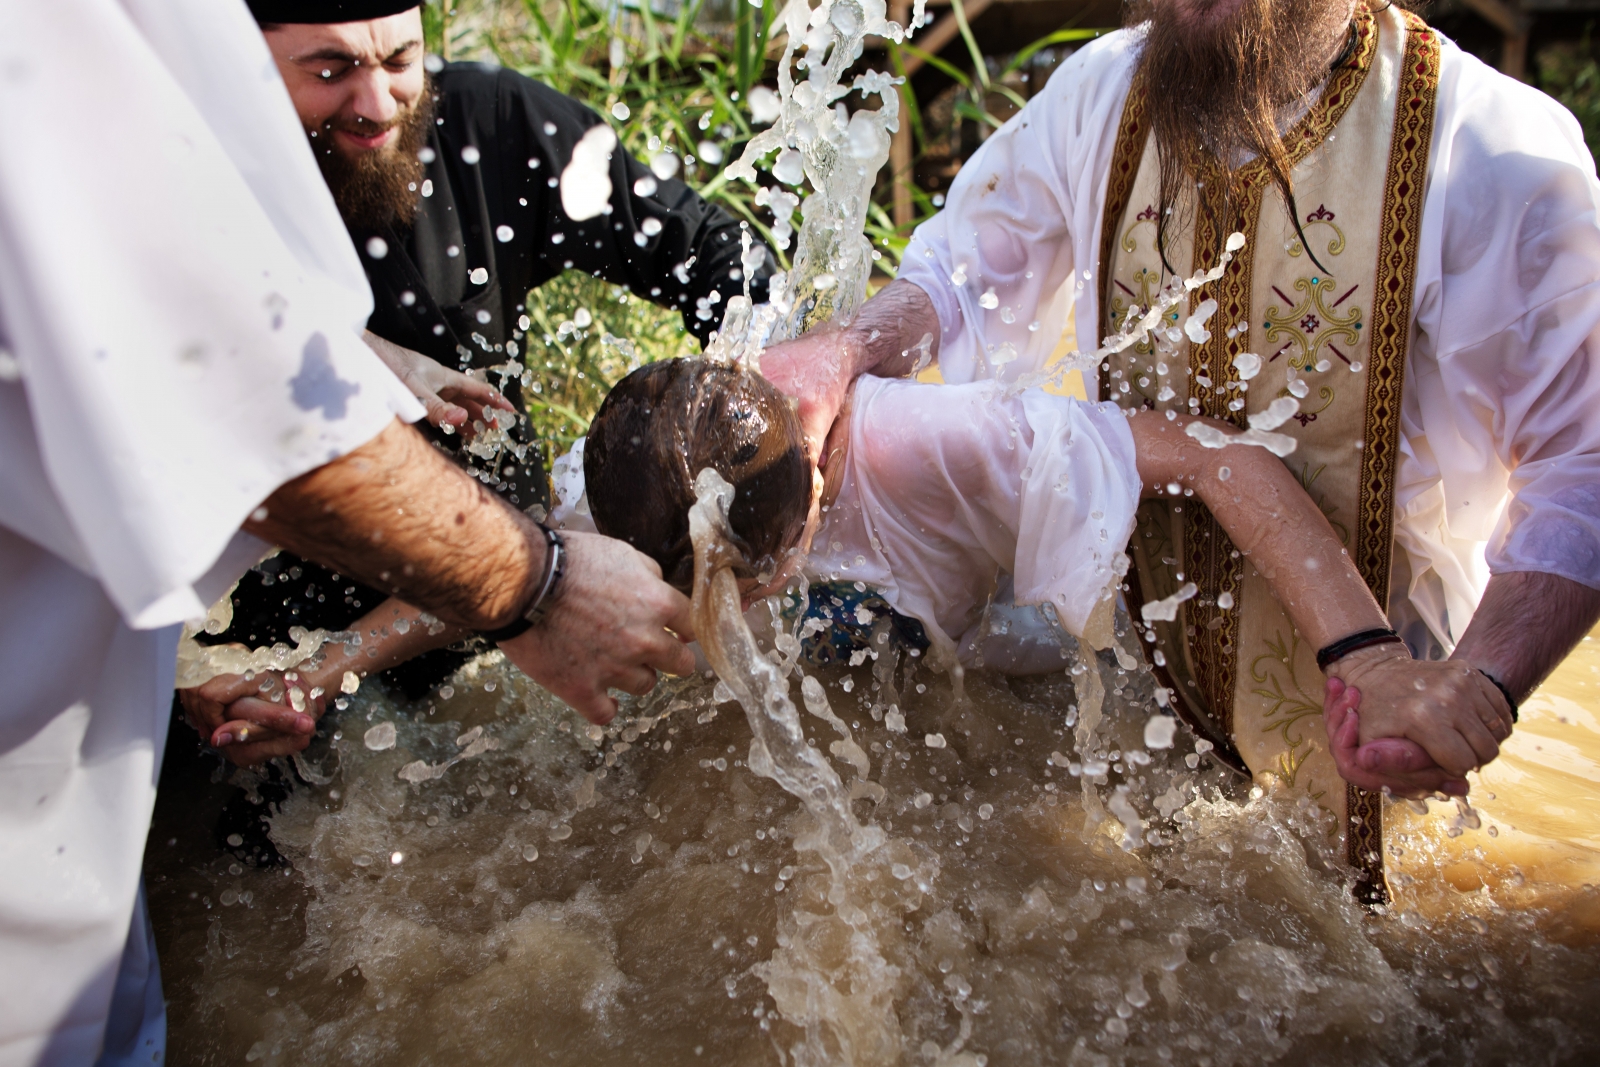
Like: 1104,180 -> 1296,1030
1477,668 -> 1520,724
478,524 -> 566,644
1315,627 -> 1405,671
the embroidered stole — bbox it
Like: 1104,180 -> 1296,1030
1097,4 -> 1440,902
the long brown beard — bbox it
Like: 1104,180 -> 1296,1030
308,86 -> 434,231
1129,0 -> 1356,262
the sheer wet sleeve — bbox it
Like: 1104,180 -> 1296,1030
1409,65 -> 1600,597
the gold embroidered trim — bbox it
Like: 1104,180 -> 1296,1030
1344,8 -> 1441,908
1097,80 -> 1150,351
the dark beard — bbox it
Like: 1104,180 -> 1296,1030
308,87 -> 434,232
1129,0 -> 1355,251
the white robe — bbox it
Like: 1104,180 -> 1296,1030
806,377 -> 1140,658
0,1 -> 423,1062
897,26 -> 1600,657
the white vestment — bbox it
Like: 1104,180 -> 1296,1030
806,377 -> 1140,659
0,1 -> 423,1063
898,26 -> 1600,655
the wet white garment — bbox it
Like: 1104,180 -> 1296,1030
898,26 -> 1600,655
0,1 -> 422,1063
806,376 -> 1141,654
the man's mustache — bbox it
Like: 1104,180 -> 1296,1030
318,113 -> 407,140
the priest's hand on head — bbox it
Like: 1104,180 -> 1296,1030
179,670 -> 321,768
759,326 -> 857,471
495,531 -> 697,726
363,330 -> 516,437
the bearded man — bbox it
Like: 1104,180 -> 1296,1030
764,0 -> 1600,900
183,0 -> 774,753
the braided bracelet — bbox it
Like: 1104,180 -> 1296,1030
478,523 -> 566,644
1315,627 -> 1405,671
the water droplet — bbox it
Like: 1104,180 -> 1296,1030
496,224 -> 515,243
522,845 -> 540,862
469,267 -> 489,285
460,145 -> 481,165
641,217 -> 663,237
390,851 -> 404,865
979,287 -> 999,310
611,102 -> 631,121
633,175 -> 658,197
364,722 -> 396,751
365,236 -> 388,259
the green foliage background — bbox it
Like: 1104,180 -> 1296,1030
1539,31 -> 1600,166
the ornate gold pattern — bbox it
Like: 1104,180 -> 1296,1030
1343,7 -> 1442,908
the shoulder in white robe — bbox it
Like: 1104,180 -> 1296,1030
897,26 -> 1600,656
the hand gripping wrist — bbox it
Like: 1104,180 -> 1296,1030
478,523 -> 566,644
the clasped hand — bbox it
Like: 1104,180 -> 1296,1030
1322,643 -> 1515,798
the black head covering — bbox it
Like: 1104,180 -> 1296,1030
247,0 -> 421,24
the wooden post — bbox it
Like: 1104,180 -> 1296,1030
891,0 -> 914,229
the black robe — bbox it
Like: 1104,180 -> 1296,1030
201,62 -> 774,697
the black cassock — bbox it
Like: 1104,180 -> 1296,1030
202,62 -> 773,695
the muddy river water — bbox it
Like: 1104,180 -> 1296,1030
145,615 -> 1600,1066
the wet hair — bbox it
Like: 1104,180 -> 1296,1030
584,359 -> 811,593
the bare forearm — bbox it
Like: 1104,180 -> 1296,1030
840,279 -> 941,379
243,418 -> 539,632
309,599 -> 466,689
1132,413 -> 1387,648
1452,571 -> 1600,699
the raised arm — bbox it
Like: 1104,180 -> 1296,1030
1128,412 -> 1508,794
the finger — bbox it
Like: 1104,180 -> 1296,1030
214,698 -> 316,739
642,628 -> 697,678
1439,777 -> 1471,797
223,734 -> 311,767
421,393 -> 469,430
1409,723 -> 1482,779
1354,737 -> 1437,775
573,689 -> 617,726
610,665 -> 662,698
1456,713 -> 1502,768
439,377 -> 514,411
179,691 -> 227,734
212,719 -> 291,747
1471,673 -> 1516,736
661,590 -> 697,646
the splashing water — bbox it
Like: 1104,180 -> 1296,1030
717,0 -> 925,356
689,467 -> 908,1063
148,628 -> 1600,1066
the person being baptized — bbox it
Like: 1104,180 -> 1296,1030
577,358 -> 1508,794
